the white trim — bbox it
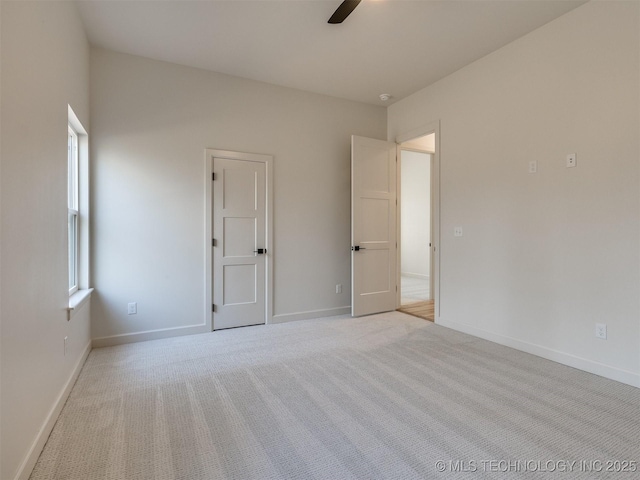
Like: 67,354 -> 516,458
396,123 -> 438,145
92,324 -> 209,348
271,307 -> 351,324
401,146 -> 435,155
395,120 -> 441,319
396,144 -> 402,308
68,105 -> 91,291
67,105 -> 87,135
204,152 -> 213,331
204,148 -> 274,331
68,127 -> 79,294
67,288 -> 94,321
436,318 -> 640,388
15,340 -> 92,480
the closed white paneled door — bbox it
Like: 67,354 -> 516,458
351,135 -> 398,317
213,158 -> 267,329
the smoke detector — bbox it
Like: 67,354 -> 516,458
379,93 -> 392,102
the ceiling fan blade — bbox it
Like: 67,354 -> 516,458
328,0 -> 361,24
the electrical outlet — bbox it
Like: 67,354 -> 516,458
128,302 -> 137,315
64,336 -> 68,356
595,323 -> 607,340
566,153 -> 577,168
454,227 -> 463,237
336,284 -> 342,294
528,161 -> 537,174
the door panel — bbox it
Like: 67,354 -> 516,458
223,264 -> 256,304
223,168 -> 258,210
351,135 -> 397,317
359,144 -> 391,192
213,158 -> 266,329
361,250 -> 391,293
223,218 -> 256,257
361,198 -> 390,240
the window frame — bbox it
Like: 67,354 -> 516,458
68,126 -> 79,295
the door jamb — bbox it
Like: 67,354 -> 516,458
204,148 -> 274,331
395,121 -> 441,321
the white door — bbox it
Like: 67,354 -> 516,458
351,135 -> 398,317
213,157 -> 266,330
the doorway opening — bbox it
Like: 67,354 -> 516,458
397,132 -> 436,321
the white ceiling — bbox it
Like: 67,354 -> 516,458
77,0 -> 587,106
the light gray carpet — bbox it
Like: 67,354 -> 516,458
31,312 -> 639,479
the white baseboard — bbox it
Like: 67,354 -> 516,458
271,306 -> 351,324
16,340 -> 92,480
401,272 -> 429,280
92,324 -> 209,348
436,318 -> 640,388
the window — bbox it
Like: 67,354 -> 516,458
67,105 -> 92,318
68,126 -> 79,295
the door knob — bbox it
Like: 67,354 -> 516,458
253,248 -> 266,255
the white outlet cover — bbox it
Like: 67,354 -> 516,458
595,323 -> 607,339
528,161 -> 537,174
128,302 -> 137,315
566,153 -> 577,168
454,227 -> 463,237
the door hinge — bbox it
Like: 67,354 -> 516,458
212,238 -> 217,247
212,172 -> 216,181
212,304 -> 216,312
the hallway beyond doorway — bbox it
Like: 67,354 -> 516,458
399,274 -> 433,321
400,275 -> 429,305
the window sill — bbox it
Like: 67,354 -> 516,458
67,288 -> 94,321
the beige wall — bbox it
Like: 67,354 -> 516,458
389,0 -> 640,386
90,49 -> 386,341
0,2 -> 91,479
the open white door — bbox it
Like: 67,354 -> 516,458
351,135 -> 397,317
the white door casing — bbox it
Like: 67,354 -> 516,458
351,135 -> 398,317
395,120 -> 440,321
205,149 -> 273,331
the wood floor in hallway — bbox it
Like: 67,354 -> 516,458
397,300 -> 434,322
